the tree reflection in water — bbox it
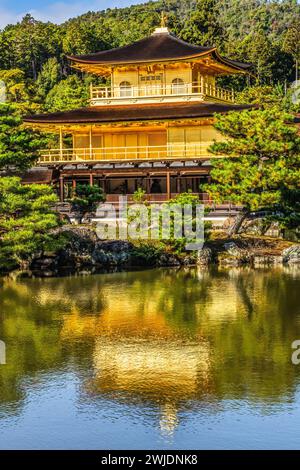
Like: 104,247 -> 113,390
0,267 -> 300,433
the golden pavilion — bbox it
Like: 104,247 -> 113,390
24,20 -> 251,202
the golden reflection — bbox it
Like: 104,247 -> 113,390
159,402 -> 179,436
89,338 -> 212,434
0,267 -> 300,435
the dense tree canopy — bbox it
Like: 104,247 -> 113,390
0,1 -> 299,114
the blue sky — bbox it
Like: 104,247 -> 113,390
0,0 -> 140,28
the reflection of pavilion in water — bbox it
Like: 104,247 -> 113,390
91,337 -> 212,435
59,279 -> 218,435
1,268 -> 299,430
57,270 -> 256,433
56,267 -> 300,433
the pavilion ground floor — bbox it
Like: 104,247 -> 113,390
30,161 -> 212,203
22,161 -> 242,217
58,171 -> 212,202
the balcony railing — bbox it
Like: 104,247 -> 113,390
38,143 -> 216,163
90,82 -> 235,105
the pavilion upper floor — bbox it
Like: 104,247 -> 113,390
24,101 -> 251,165
89,71 -> 236,106
25,102 -> 249,165
37,121 -> 223,164
68,27 -> 252,106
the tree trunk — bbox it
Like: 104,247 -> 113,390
228,208 -> 250,236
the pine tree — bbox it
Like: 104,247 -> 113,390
0,177 -> 62,270
204,107 -> 300,234
0,103 -> 43,171
283,17 -> 300,81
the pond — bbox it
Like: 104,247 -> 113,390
0,266 -> 300,449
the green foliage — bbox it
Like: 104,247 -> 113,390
35,58 -> 61,101
283,17 -> 300,79
131,240 -> 164,266
44,75 -> 89,112
163,192 -> 210,253
0,15 -> 61,79
0,0 -> 299,111
132,187 -> 147,203
0,69 -> 40,114
168,191 -> 201,207
179,0 -> 225,47
204,107 -> 300,228
127,191 -> 210,254
70,184 -> 106,215
0,69 -> 30,103
0,103 -> 44,171
0,177 -> 63,270
62,20 -> 107,56
236,84 -> 295,110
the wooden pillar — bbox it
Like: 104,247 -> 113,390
176,175 -> 181,194
90,82 -> 93,102
72,178 -> 76,196
89,126 -> 93,160
146,176 -> 151,195
59,175 -> 64,202
166,172 -> 171,200
111,67 -> 114,95
59,127 -> 63,160
89,173 -> 94,186
105,178 -> 110,194
192,178 -> 196,192
189,63 -> 193,93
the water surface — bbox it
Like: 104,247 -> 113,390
0,267 -> 300,449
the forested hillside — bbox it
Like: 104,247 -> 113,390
0,0 -> 299,114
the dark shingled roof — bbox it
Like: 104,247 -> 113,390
67,32 -> 252,71
24,102 -> 252,125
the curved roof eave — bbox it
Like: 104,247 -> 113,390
67,48 -> 252,74
24,102 -> 253,126
213,50 -> 252,72
66,49 -> 217,66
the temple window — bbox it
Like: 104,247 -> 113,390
171,78 -> 185,94
119,81 -> 132,97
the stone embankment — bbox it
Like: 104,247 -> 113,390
17,227 -> 299,277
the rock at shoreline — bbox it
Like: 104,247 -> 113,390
219,241 -> 252,266
5,225 -> 300,278
197,247 -> 214,266
157,253 -> 181,267
282,245 -> 300,264
253,255 -> 283,266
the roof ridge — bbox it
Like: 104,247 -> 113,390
166,33 -> 214,51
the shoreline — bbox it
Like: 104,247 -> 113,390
2,226 -> 299,279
